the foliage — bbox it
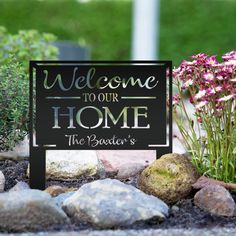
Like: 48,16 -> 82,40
173,52 -> 236,183
0,27 -> 58,74
0,0 -> 235,65
0,28 -> 58,151
0,59 -> 28,151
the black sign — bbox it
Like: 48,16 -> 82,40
30,61 -> 172,189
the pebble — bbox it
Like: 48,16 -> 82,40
0,170 -> 5,192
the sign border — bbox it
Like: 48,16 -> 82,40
29,60 -> 172,189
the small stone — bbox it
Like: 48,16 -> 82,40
171,205 -> 180,212
194,184 -> 236,217
53,192 -> 75,207
9,181 -> 29,192
62,178 -> 169,228
0,189 -> 69,231
45,185 -> 78,197
138,153 -> 199,204
116,162 -> 147,179
0,170 -> 5,192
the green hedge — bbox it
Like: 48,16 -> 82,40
0,0 -> 235,65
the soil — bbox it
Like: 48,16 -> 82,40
1,159 -> 236,233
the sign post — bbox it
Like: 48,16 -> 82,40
29,61 -> 172,189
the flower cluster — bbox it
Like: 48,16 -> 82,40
173,51 -> 236,117
172,52 -> 236,183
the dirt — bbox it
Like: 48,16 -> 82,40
1,159 -> 236,233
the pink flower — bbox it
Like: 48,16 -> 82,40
191,53 -> 208,59
216,75 -> 223,81
215,86 -> 223,92
180,60 -> 194,67
203,73 -> 214,82
194,90 -> 206,100
205,56 -> 218,66
224,59 -> 236,66
197,117 -> 203,123
173,94 -> 181,105
182,79 -> 193,89
196,100 -> 208,110
217,94 -> 234,102
222,51 -> 236,61
206,88 -> 216,96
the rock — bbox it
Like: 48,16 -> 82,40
100,158 -> 118,175
97,150 -> 155,175
138,153 -> 199,204
171,205 -> 180,213
192,175 -> 236,191
27,150 -> 104,180
116,162 -> 147,179
0,170 -> 5,192
194,185 -> 236,217
9,181 -> 29,192
0,135 -> 29,160
62,178 -> 169,228
0,189 -> 69,231
45,185 -> 78,197
53,192 -> 75,207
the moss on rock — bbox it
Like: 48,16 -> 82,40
138,153 -> 199,204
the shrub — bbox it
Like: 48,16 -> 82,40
0,27 -> 58,74
0,27 -> 58,151
0,59 -> 28,151
173,52 -> 236,183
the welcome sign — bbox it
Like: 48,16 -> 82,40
30,61 -> 172,189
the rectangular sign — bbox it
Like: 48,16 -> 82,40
29,61 -> 172,189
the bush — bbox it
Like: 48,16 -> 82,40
0,28 -> 58,151
0,27 -> 58,74
0,59 -> 28,151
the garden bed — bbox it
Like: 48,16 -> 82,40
1,159 -> 236,233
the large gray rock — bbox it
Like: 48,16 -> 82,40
194,184 -> 236,217
62,179 -> 169,228
0,189 -> 69,231
0,170 -> 5,192
9,181 -> 29,192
